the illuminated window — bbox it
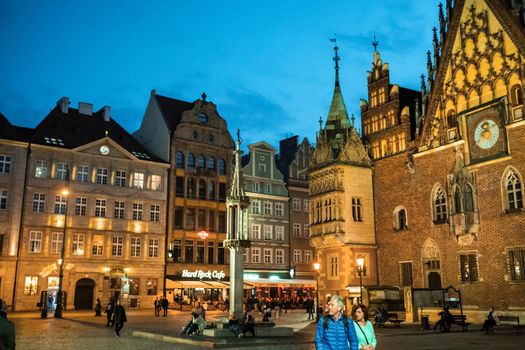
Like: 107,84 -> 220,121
459,253 -> 479,282
72,233 -> 85,255
50,232 -> 63,254
24,276 -> 38,295
149,238 -> 159,258
509,249 -> 525,281
112,236 -> 123,257
92,235 -> 104,256
29,231 -> 42,253
131,237 -> 141,257
35,160 -> 48,178
133,172 -> 144,189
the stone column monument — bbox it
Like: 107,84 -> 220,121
224,130 -> 250,316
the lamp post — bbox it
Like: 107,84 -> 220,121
314,262 -> 320,321
356,257 -> 366,305
54,172 -> 70,318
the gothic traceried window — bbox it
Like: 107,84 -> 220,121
464,184 -> 474,212
505,170 -> 523,211
433,186 -> 447,223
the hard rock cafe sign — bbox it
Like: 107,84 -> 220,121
181,269 -> 226,280
198,231 -> 209,239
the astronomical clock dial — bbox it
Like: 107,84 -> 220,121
473,119 -> 499,149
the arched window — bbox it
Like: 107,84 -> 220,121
198,179 -> 206,199
208,181 -> 215,200
511,84 -> 523,105
187,153 -> 195,168
218,159 -> 226,175
207,156 -> 215,171
197,155 -> 205,169
464,184 -> 474,212
176,151 -> 185,168
447,110 -> 457,128
433,186 -> 447,223
394,207 -> 408,230
454,187 -> 462,214
506,171 -> 523,211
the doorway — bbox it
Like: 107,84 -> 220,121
74,278 -> 95,310
428,271 -> 442,289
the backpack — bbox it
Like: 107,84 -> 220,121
323,314 -> 350,331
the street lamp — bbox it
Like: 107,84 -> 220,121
314,262 -> 320,321
356,257 -> 366,304
54,172 -> 70,318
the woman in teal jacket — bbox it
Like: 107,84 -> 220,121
315,295 -> 359,350
351,304 -> 377,350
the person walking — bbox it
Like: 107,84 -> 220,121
315,294 -> 358,350
162,297 -> 169,316
114,299 -> 127,337
154,297 -> 160,317
0,299 -> 15,350
104,299 -> 115,327
94,298 -> 102,317
352,304 -> 377,350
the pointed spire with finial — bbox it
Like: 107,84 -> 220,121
228,129 -> 247,202
372,33 -> 382,66
201,92 -> 207,103
438,3 -> 445,37
331,35 -> 341,87
426,51 -> 434,90
421,74 -> 427,96
446,0 -> 453,22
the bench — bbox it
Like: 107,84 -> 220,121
387,312 -> 406,327
498,315 -> 524,333
451,315 -> 471,331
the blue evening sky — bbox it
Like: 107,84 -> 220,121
0,0 -> 440,149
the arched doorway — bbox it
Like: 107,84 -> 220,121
428,272 -> 442,289
74,278 -> 95,310
422,239 -> 442,289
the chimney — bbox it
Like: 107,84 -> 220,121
78,102 -> 93,116
102,105 -> 111,122
57,97 -> 70,114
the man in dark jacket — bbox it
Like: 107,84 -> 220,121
315,295 -> 358,350
114,299 -> 127,337
161,297 -> 169,316
105,299 -> 115,327
0,299 -> 15,350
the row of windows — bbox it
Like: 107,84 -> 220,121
173,207 -> 226,232
175,176 -> 227,201
34,161 -> 162,190
399,249 -> 525,286
23,276 -> 158,296
292,198 -> 309,212
248,181 -> 272,194
370,134 -> 406,159
170,240 -> 225,264
251,200 -> 285,216
243,248 -> 312,264
292,223 -> 309,237
31,193 -> 161,221
250,224 -> 285,241
27,231 -> 160,258
369,87 -> 387,109
312,197 -> 363,224
175,152 -> 226,175
363,109 -> 395,135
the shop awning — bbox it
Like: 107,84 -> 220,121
244,278 -> 315,287
220,281 -> 254,289
165,279 -> 215,289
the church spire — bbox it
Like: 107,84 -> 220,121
325,36 -> 351,131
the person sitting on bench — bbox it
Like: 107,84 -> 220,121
433,307 -> 453,332
481,307 -> 496,335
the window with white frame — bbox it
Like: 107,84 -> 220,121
57,162 -> 69,180
149,239 -> 159,258
114,201 -> 125,219
32,193 -> 45,213
133,203 -> 143,221
253,182 -> 260,192
263,225 -> 272,240
35,160 -> 48,178
304,250 -> 312,263
293,249 -> 302,263
252,200 -> 260,214
150,204 -> 160,222
72,233 -> 85,255
75,197 -> 87,216
96,168 -> 108,185
251,248 -> 260,263
112,236 -> 123,256
115,170 -> 127,187
251,224 -> 261,240
303,199 -> 310,212
275,225 -> 284,241
76,165 -> 89,182
265,183 -> 271,193
263,201 -> 272,215
275,202 -> 284,216
54,195 -> 67,214
18,223 -> 32,248
50,232 -> 63,254
0,189 -> 7,210
151,175 -> 161,191
293,223 -> 301,237
303,224 -> 310,237
24,276 -> 38,295
95,199 -> 106,217
130,237 -> 141,257
92,235 -> 103,256
292,198 -> 301,211
0,155 -> 11,173
276,249 -> 284,264
133,172 -> 145,189
263,248 -> 272,263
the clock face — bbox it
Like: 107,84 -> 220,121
99,145 -> 110,155
474,119 -> 499,149
198,112 -> 208,124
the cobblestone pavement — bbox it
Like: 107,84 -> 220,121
8,309 -> 525,350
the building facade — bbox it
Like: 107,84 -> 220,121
1,98 -> 169,311
362,0 -> 525,321
309,44 -> 378,310
134,91 -> 234,304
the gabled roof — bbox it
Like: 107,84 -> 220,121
154,94 -> 194,132
0,113 -> 31,142
249,141 -> 276,152
31,105 -> 164,162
